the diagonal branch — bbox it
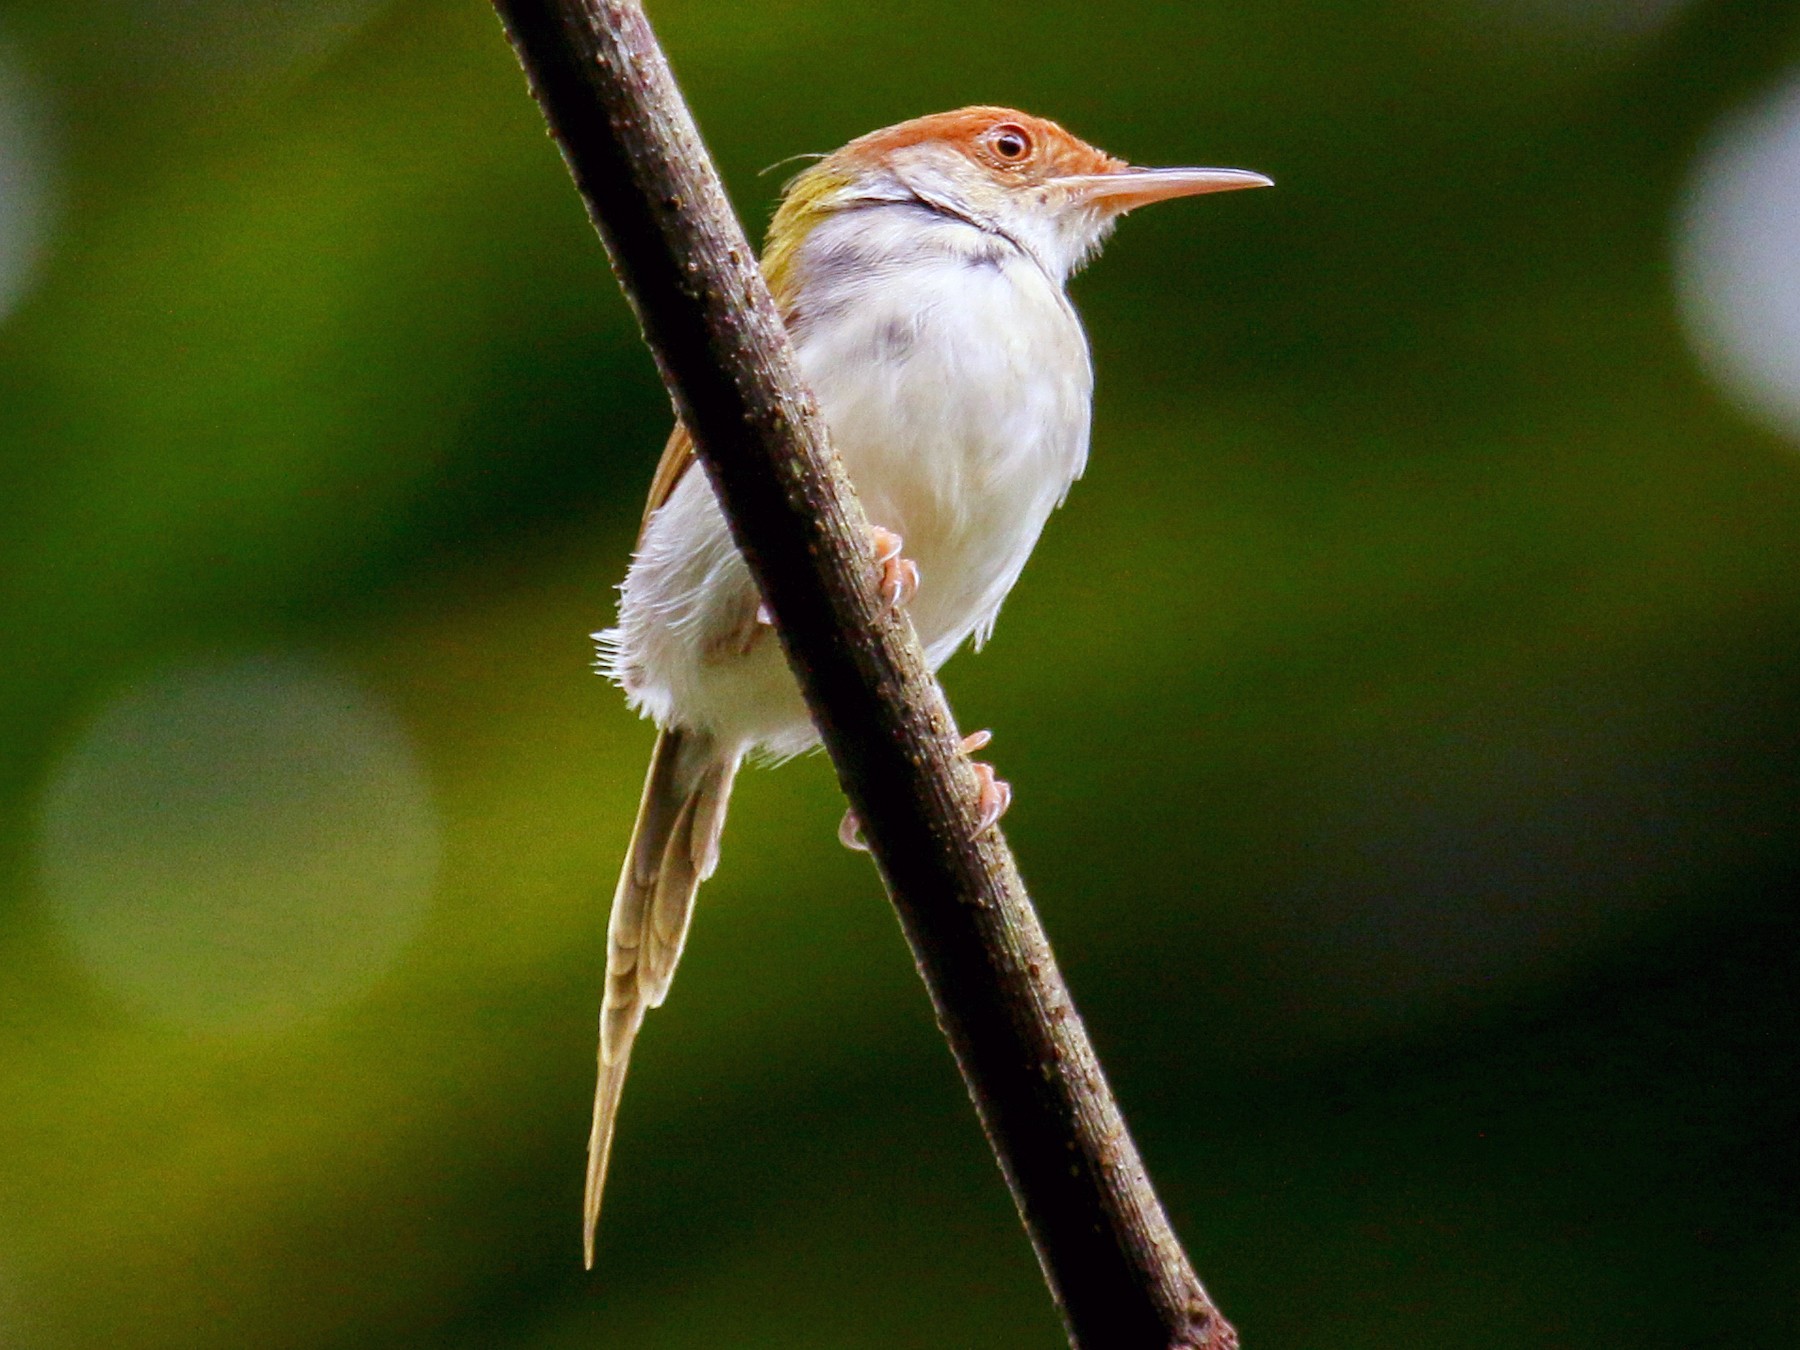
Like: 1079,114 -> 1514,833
487,2 -> 1237,1345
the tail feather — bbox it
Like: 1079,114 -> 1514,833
584,728 -> 737,1269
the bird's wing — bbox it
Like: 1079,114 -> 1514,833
636,239 -> 812,545
638,422 -> 697,546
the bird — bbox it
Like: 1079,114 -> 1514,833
585,106 -> 1269,1265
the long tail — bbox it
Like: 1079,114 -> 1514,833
584,727 -> 738,1268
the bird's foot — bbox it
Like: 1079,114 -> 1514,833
756,527 -> 916,629
837,729 -> 1009,854
959,729 -> 1011,833
870,525 -> 919,611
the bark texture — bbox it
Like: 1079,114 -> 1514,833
488,2 -> 1237,1344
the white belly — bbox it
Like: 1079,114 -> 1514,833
604,208 -> 1092,757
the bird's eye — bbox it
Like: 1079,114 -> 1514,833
990,125 -> 1031,162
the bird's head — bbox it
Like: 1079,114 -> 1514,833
764,106 -> 1271,293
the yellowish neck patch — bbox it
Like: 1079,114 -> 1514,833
761,163 -> 855,310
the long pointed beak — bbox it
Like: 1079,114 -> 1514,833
1053,166 -> 1274,212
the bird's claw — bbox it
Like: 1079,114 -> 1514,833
958,729 -> 1010,833
870,525 -> 919,612
969,760 -> 1012,833
762,527 -> 915,628
839,729 -> 1009,852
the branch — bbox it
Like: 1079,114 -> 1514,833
487,3 -> 1237,1344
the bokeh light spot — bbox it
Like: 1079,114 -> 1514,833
1676,71 -> 1800,449
35,653 -> 439,1034
0,35 -> 57,324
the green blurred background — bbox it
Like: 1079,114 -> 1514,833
3,0 -> 1799,1345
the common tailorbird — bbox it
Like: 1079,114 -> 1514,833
587,106 -> 1270,1264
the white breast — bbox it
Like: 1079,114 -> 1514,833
791,204 -> 1093,665
604,202 -> 1093,758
